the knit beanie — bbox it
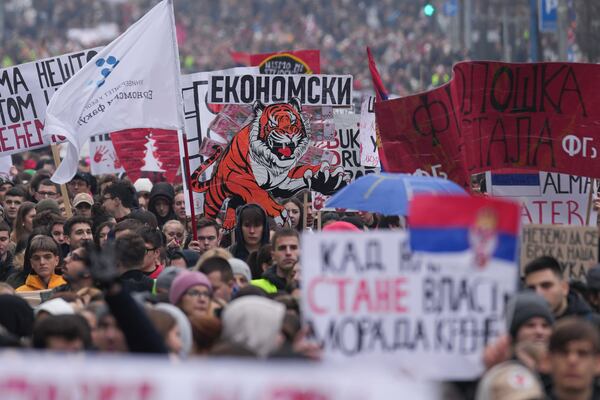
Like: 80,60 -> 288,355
505,292 -> 554,339
169,270 -> 212,305
229,258 -> 252,282
35,199 -> 60,215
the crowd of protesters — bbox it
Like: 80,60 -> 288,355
0,153 -> 598,399
1,0 -> 465,96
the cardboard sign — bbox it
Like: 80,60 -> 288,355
521,224 -> 599,280
485,171 -> 598,225
302,231 -> 517,380
208,74 -> 353,106
0,354 -> 439,399
376,61 -> 600,188
89,133 -> 124,175
0,48 -> 98,155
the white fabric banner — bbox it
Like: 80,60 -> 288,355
301,231 -> 517,380
0,354 -> 438,399
43,0 -> 183,183
359,95 -> 380,168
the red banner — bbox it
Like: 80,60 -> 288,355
375,61 -> 600,188
110,128 -> 180,183
230,49 -> 320,74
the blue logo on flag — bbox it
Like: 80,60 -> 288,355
90,55 -> 120,87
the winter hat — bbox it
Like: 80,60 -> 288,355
134,178 -> 153,193
156,266 -> 183,293
155,303 -> 193,358
35,298 -> 75,316
505,292 -> 554,339
35,199 -> 60,215
169,270 -> 212,305
587,264 -> 600,291
0,295 -> 34,338
228,258 -> 251,282
475,361 -> 544,400
221,295 -> 285,358
322,221 -> 361,232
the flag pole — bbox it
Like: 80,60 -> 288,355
50,144 -> 73,218
168,0 -> 197,241
302,191 -> 309,230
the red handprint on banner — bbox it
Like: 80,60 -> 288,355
94,146 -> 109,163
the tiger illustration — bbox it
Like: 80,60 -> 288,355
191,98 -> 346,229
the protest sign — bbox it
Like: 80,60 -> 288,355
376,61 -> 600,188
207,74 -> 353,106
0,354 -> 439,400
0,48 -> 98,156
231,49 -> 321,74
313,113 -> 379,210
520,224 -> 599,280
302,230 -> 517,380
485,170 -> 598,225
89,133 -> 124,175
359,95 -> 380,168
179,67 -> 258,215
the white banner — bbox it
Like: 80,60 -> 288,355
207,74 -> 353,106
485,171 -> 598,225
89,133 -> 124,175
179,67 -> 258,215
359,95 -> 380,168
0,354 -> 438,399
313,113 -> 379,210
301,231 -> 517,380
0,49 -> 98,156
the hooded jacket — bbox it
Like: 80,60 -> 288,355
229,204 -> 270,262
16,273 -> 66,292
0,252 -> 14,282
147,182 -> 177,228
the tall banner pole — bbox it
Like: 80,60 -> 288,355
181,133 -> 198,241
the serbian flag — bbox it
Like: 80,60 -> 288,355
409,195 -> 521,265
42,0 -> 183,183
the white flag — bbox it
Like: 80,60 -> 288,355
43,0 -> 183,183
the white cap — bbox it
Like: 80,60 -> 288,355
134,178 -> 153,193
35,298 -> 75,316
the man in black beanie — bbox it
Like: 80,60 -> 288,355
506,291 -> 555,345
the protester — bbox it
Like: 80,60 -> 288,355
11,201 -> 36,244
544,317 -> 600,399
524,256 -> 594,319
148,182 -> 177,228
64,216 -> 94,252
188,218 -> 221,255
67,172 -> 92,197
133,178 -> 153,210
0,223 -> 14,282
251,228 -> 299,295
173,187 -> 187,222
32,314 -> 92,352
229,204 -> 270,262
16,235 -> 66,292
138,226 -> 165,279
170,270 -> 213,319
281,198 -> 303,231
163,220 -> 186,251
114,235 -> 154,293
32,179 -> 60,203
3,187 -> 25,227
72,193 -> 94,218
102,181 -> 135,222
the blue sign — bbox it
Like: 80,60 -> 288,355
538,0 -> 558,32
443,0 -> 458,17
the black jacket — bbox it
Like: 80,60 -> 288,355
0,253 -> 14,282
559,291 -> 595,320
229,203 -> 270,262
119,269 -> 154,293
261,265 -> 288,292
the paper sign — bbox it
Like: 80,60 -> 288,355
521,224 -> 599,280
302,231 -> 517,380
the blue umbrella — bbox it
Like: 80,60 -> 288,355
325,173 -> 468,215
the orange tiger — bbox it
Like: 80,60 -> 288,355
190,98 -> 346,229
